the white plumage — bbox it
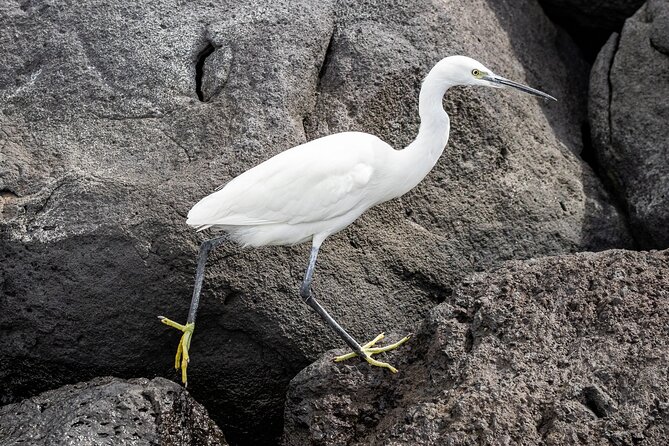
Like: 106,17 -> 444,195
186,132 -> 398,247
186,56 -> 555,249
160,56 -> 556,383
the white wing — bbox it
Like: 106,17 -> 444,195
186,132 -> 393,227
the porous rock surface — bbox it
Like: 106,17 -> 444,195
589,0 -> 669,249
0,0 -> 630,443
0,376 -> 226,445
284,249 -> 669,445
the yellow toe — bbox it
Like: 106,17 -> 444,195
333,333 -> 411,373
159,316 -> 187,331
159,316 -> 195,385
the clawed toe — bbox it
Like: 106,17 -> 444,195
159,316 -> 195,386
334,332 -> 412,373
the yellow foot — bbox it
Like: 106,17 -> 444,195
158,316 -> 194,386
334,332 -> 411,373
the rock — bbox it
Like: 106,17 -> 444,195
284,249 -> 669,445
589,0 -> 669,249
0,376 -> 226,445
0,0 -> 630,444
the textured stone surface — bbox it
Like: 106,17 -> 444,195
0,376 -> 226,445
589,0 -> 669,249
0,0 -> 630,444
284,249 -> 669,445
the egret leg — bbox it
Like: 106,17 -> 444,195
158,235 -> 227,385
300,245 -> 411,373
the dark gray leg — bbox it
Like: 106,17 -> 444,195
299,246 -> 366,357
187,235 -> 228,324
159,235 -> 227,385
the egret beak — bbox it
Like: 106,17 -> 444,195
484,74 -> 557,101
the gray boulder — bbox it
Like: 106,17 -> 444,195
589,0 -> 669,248
0,376 -> 226,445
284,249 -> 669,445
0,0 -> 630,443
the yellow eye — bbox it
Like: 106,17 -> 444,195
472,69 -> 482,78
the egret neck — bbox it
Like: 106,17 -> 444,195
393,72 -> 452,197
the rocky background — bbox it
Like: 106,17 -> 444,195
0,0 -> 666,445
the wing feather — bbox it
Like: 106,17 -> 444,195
186,132 -> 390,227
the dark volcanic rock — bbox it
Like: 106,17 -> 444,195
284,249 -> 669,445
0,376 -> 226,445
1,0 -> 630,443
589,0 -> 669,249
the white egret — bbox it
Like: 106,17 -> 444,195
159,55 -> 556,384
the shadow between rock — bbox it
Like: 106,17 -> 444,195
486,0 -> 634,251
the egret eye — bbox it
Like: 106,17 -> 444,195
472,69 -> 482,78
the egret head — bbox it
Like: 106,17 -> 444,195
434,55 -> 556,101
